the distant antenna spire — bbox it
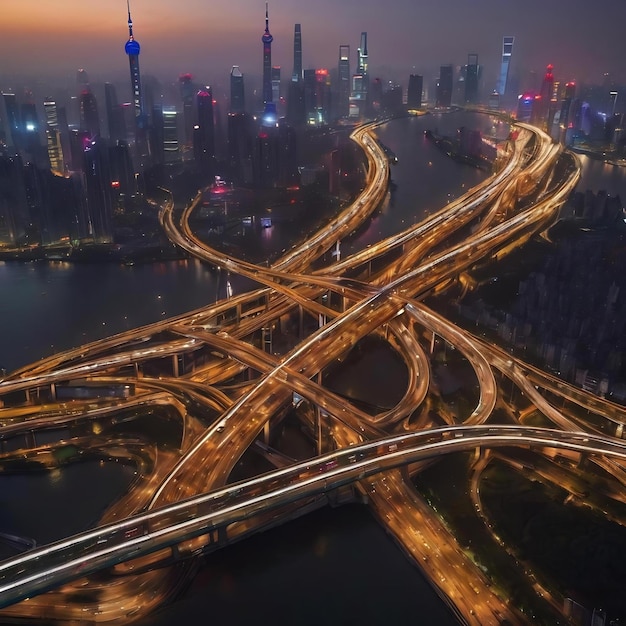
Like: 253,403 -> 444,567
265,2 -> 269,32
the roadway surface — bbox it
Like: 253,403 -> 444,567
1,112 -> 623,625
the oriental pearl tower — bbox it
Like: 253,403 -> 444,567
125,0 -> 144,127
261,2 -> 274,105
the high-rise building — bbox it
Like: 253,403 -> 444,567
2,94 -> 21,150
179,73 -> 196,147
46,129 -> 64,173
0,154 -> 29,245
230,66 -> 245,113
124,0 -> 144,129
292,24 -> 303,83
536,63 -> 555,128
77,69 -> 90,89
496,36 -> 515,98
104,83 -> 127,143
436,65 -> 453,107
193,89 -> 215,176
465,54 -> 479,104
407,74 -> 423,109
304,69 -> 331,126
261,3 -> 274,105
337,45 -> 351,119
162,106 -> 179,161
20,101 -> 41,157
228,112 -> 255,184
79,90 -> 100,138
349,33 -> 369,118
83,137 -> 114,243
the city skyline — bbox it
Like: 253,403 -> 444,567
2,0 -> 626,89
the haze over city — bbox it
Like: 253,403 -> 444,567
2,0 -> 626,88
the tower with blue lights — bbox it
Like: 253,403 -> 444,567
261,3 -> 274,105
125,0 -> 144,128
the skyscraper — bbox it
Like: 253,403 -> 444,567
465,54 -> 479,104
79,90 -> 100,138
407,74 -> 423,109
349,33 -> 369,118
194,89 -> 215,176
104,83 -> 127,143
261,3 -> 274,105
124,0 -> 144,129
230,66 -> 245,114
436,65 -> 453,107
292,24 -> 303,83
496,36 -> 515,98
337,45 -> 351,118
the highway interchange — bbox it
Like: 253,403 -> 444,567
0,112 -> 624,624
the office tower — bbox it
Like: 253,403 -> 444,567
109,141 -> 136,198
162,106 -> 179,161
436,65 -> 453,107
292,24 -> 303,83
357,32 -> 369,77
179,73 -> 195,147
536,63 -> 555,128
407,74 -> 423,109
465,54 -> 479,104
271,66 -> 281,106
46,129 -> 64,173
193,89 -> 215,176
104,83 -> 127,143
124,0 -> 144,128
83,137 -> 114,243
337,45 -> 351,118
0,154 -> 29,245
230,66 -> 245,113
303,69 -> 331,126
20,101 -> 41,158
350,33 -> 369,118
609,91 -> 619,116
516,92 -> 538,123
43,98 -> 59,129
370,78 -> 383,113
68,129 -> 91,172
77,68 -> 90,89
79,90 -> 100,137
557,82 -> 576,143
2,94 -> 21,150
496,36 -> 514,97
261,3 -> 274,105
227,112 -> 255,184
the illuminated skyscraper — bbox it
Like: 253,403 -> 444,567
496,36 -> 514,97
230,66 -> 245,113
261,3 -> 274,105
292,24 -> 303,83
337,45 -> 351,118
349,33 -> 369,118
124,0 -> 144,128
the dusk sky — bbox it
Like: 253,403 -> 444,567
2,0 -> 625,92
